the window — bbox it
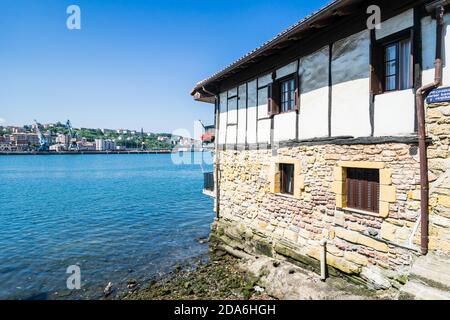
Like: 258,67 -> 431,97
280,78 -> 296,112
268,74 -> 299,116
383,38 -> 412,92
346,168 -> 380,213
280,163 -> 295,195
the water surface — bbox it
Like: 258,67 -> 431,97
0,153 -> 214,299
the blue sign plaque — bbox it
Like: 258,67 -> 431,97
426,87 -> 450,104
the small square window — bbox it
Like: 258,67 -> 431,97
346,168 -> 380,213
280,78 -> 296,113
383,38 -> 412,92
280,163 -> 295,195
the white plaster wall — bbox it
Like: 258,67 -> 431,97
298,87 -> 329,139
422,16 -> 437,84
298,46 -> 329,139
247,107 -> 257,144
376,9 -> 414,40
227,94 -> 238,125
374,89 -> 416,136
228,87 -> 237,97
237,84 -> 247,144
276,61 -> 298,80
247,80 -> 258,144
332,79 -> 371,137
218,113 -> 227,144
331,30 -> 371,137
421,13 -> 450,88
257,74 -> 271,120
257,91 -> 269,119
226,125 -> 237,145
274,112 -> 296,142
257,119 -> 271,144
444,13 -> 450,86
258,74 -> 272,87
218,92 -> 227,144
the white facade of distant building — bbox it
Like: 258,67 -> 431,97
95,139 -> 117,151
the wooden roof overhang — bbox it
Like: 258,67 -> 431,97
191,0 -> 430,104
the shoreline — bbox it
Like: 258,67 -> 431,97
123,240 -> 398,301
124,243 -> 275,301
0,150 -> 173,156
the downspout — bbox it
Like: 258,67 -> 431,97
416,4 -> 445,255
202,86 -> 221,219
320,239 -> 327,281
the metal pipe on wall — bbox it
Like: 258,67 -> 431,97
320,239 -> 328,281
416,4 -> 446,255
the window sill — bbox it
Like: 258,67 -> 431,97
274,192 -> 296,200
376,88 -> 414,95
273,110 -> 297,116
337,207 -> 380,218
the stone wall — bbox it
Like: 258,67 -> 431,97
213,104 -> 450,288
427,100 -> 450,253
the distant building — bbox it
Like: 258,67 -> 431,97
55,134 -> 70,145
77,141 -> 96,151
95,139 -> 116,151
11,127 -> 25,134
101,128 -> 114,134
0,143 -> 11,151
157,136 -> 170,143
8,133 -> 40,149
49,144 -> 65,152
26,134 -> 40,145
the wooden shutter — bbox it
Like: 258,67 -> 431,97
268,83 -> 273,116
409,28 -> 415,89
280,164 -> 286,194
370,30 -> 383,95
294,74 -> 300,111
268,81 -> 280,116
346,168 -> 380,213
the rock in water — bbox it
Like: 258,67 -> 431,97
197,237 -> 209,244
104,282 -> 113,297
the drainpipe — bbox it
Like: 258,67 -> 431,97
320,239 -> 327,281
416,4 -> 445,255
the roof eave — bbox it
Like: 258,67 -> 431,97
191,0 -> 356,98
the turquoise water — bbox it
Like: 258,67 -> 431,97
0,153 -> 214,299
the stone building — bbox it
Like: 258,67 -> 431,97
191,0 -> 450,297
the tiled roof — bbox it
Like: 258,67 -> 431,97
192,0 -> 345,94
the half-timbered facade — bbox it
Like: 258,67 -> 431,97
192,0 -> 450,292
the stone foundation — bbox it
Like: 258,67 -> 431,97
213,102 -> 450,288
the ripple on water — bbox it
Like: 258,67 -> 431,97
0,154 -> 214,299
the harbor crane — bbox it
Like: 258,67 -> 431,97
33,120 -> 49,151
66,120 -> 79,151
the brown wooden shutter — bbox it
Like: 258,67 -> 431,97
268,81 -> 280,116
346,168 -> 380,213
294,74 -> 300,111
268,83 -> 273,116
370,30 -> 383,95
280,164 -> 285,194
409,28 -> 415,89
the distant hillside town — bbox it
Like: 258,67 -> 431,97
0,120 -> 201,152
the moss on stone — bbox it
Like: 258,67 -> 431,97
255,240 -> 273,257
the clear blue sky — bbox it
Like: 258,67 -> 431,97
0,0 -> 329,134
